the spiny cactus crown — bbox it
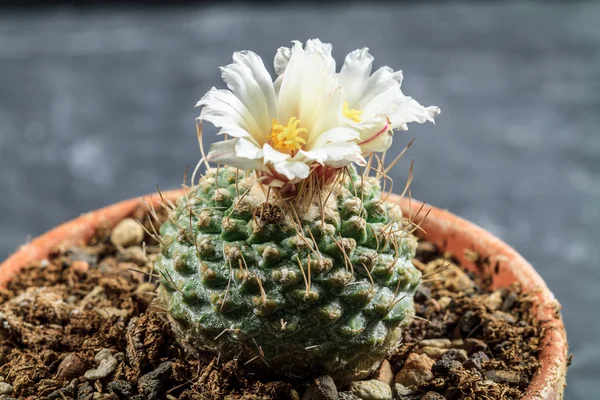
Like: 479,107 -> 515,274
155,167 -> 421,380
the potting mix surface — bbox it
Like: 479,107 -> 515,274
0,206 -> 543,399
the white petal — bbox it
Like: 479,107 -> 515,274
235,138 -> 264,159
354,66 -> 399,111
196,87 -> 262,141
310,127 -> 360,148
273,39 -> 335,76
220,51 -> 276,143
206,138 -> 265,171
359,120 -> 394,153
339,47 -> 374,106
392,70 -> 403,86
274,46 -> 292,75
389,98 -> 441,128
278,41 -> 344,149
263,143 -> 291,163
299,142 -> 366,167
305,38 -> 336,75
272,160 -> 310,181
277,41 -> 306,123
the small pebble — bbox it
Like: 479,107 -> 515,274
77,382 -> 94,400
79,286 -> 106,309
502,291 -> 518,311
395,353 -> 435,389
463,351 -> 489,370
119,246 -> 148,265
302,375 -> 337,400
337,392 -> 360,400
71,260 -> 90,274
84,350 -> 118,380
290,389 -> 301,400
437,296 -> 452,309
434,263 -> 474,292
419,339 -> 451,349
96,307 -> 131,319
68,248 -> 98,265
373,359 -> 394,387
441,349 -> 468,363
110,218 -> 144,247
47,379 -> 78,400
459,311 -> 480,334
348,379 -> 392,400
485,370 -> 523,384
393,383 -> 415,397
421,392 -> 446,400
414,286 -> 431,303
431,359 -> 462,375
0,383 -> 12,395
57,353 -> 87,380
463,338 -> 488,355
483,290 -> 503,311
138,362 -> 173,400
416,347 -> 447,360
95,348 -> 112,362
107,380 -> 133,396
493,311 -> 517,324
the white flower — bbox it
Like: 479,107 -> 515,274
199,41 -> 365,188
198,39 -> 439,188
275,40 -> 441,154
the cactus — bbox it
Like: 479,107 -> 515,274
154,39 -> 439,382
155,166 -> 421,381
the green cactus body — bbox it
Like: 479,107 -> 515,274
155,166 -> 421,381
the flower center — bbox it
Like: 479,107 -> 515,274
343,101 -> 363,123
270,117 -> 307,155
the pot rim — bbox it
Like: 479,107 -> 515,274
0,189 -> 567,399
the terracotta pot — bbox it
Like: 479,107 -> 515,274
0,190 -> 567,399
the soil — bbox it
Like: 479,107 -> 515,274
0,206 -> 543,400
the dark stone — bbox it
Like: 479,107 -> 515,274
441,349 -> 468,363
77,382 -> 94,400
302,375 -> 337,400
138,361 -> 173,400
458,311 -> 480,335
421,392 -> 446,400
107,380 -> 133,396
140,361 -> 173,381
47,379 -> 78,399
414,285 -> 431,303
443,387 -> 462,400
431,359 -> 462,375
463,339 -> 488,355
138,379 -> 161,400
463,351 -> 489,371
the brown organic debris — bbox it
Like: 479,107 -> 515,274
0,205 -> 544,399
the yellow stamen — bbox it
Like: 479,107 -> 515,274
270,117 -> 307,155
343,101 -> 363,123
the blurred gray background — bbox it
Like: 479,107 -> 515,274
0,1 -> 598,398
